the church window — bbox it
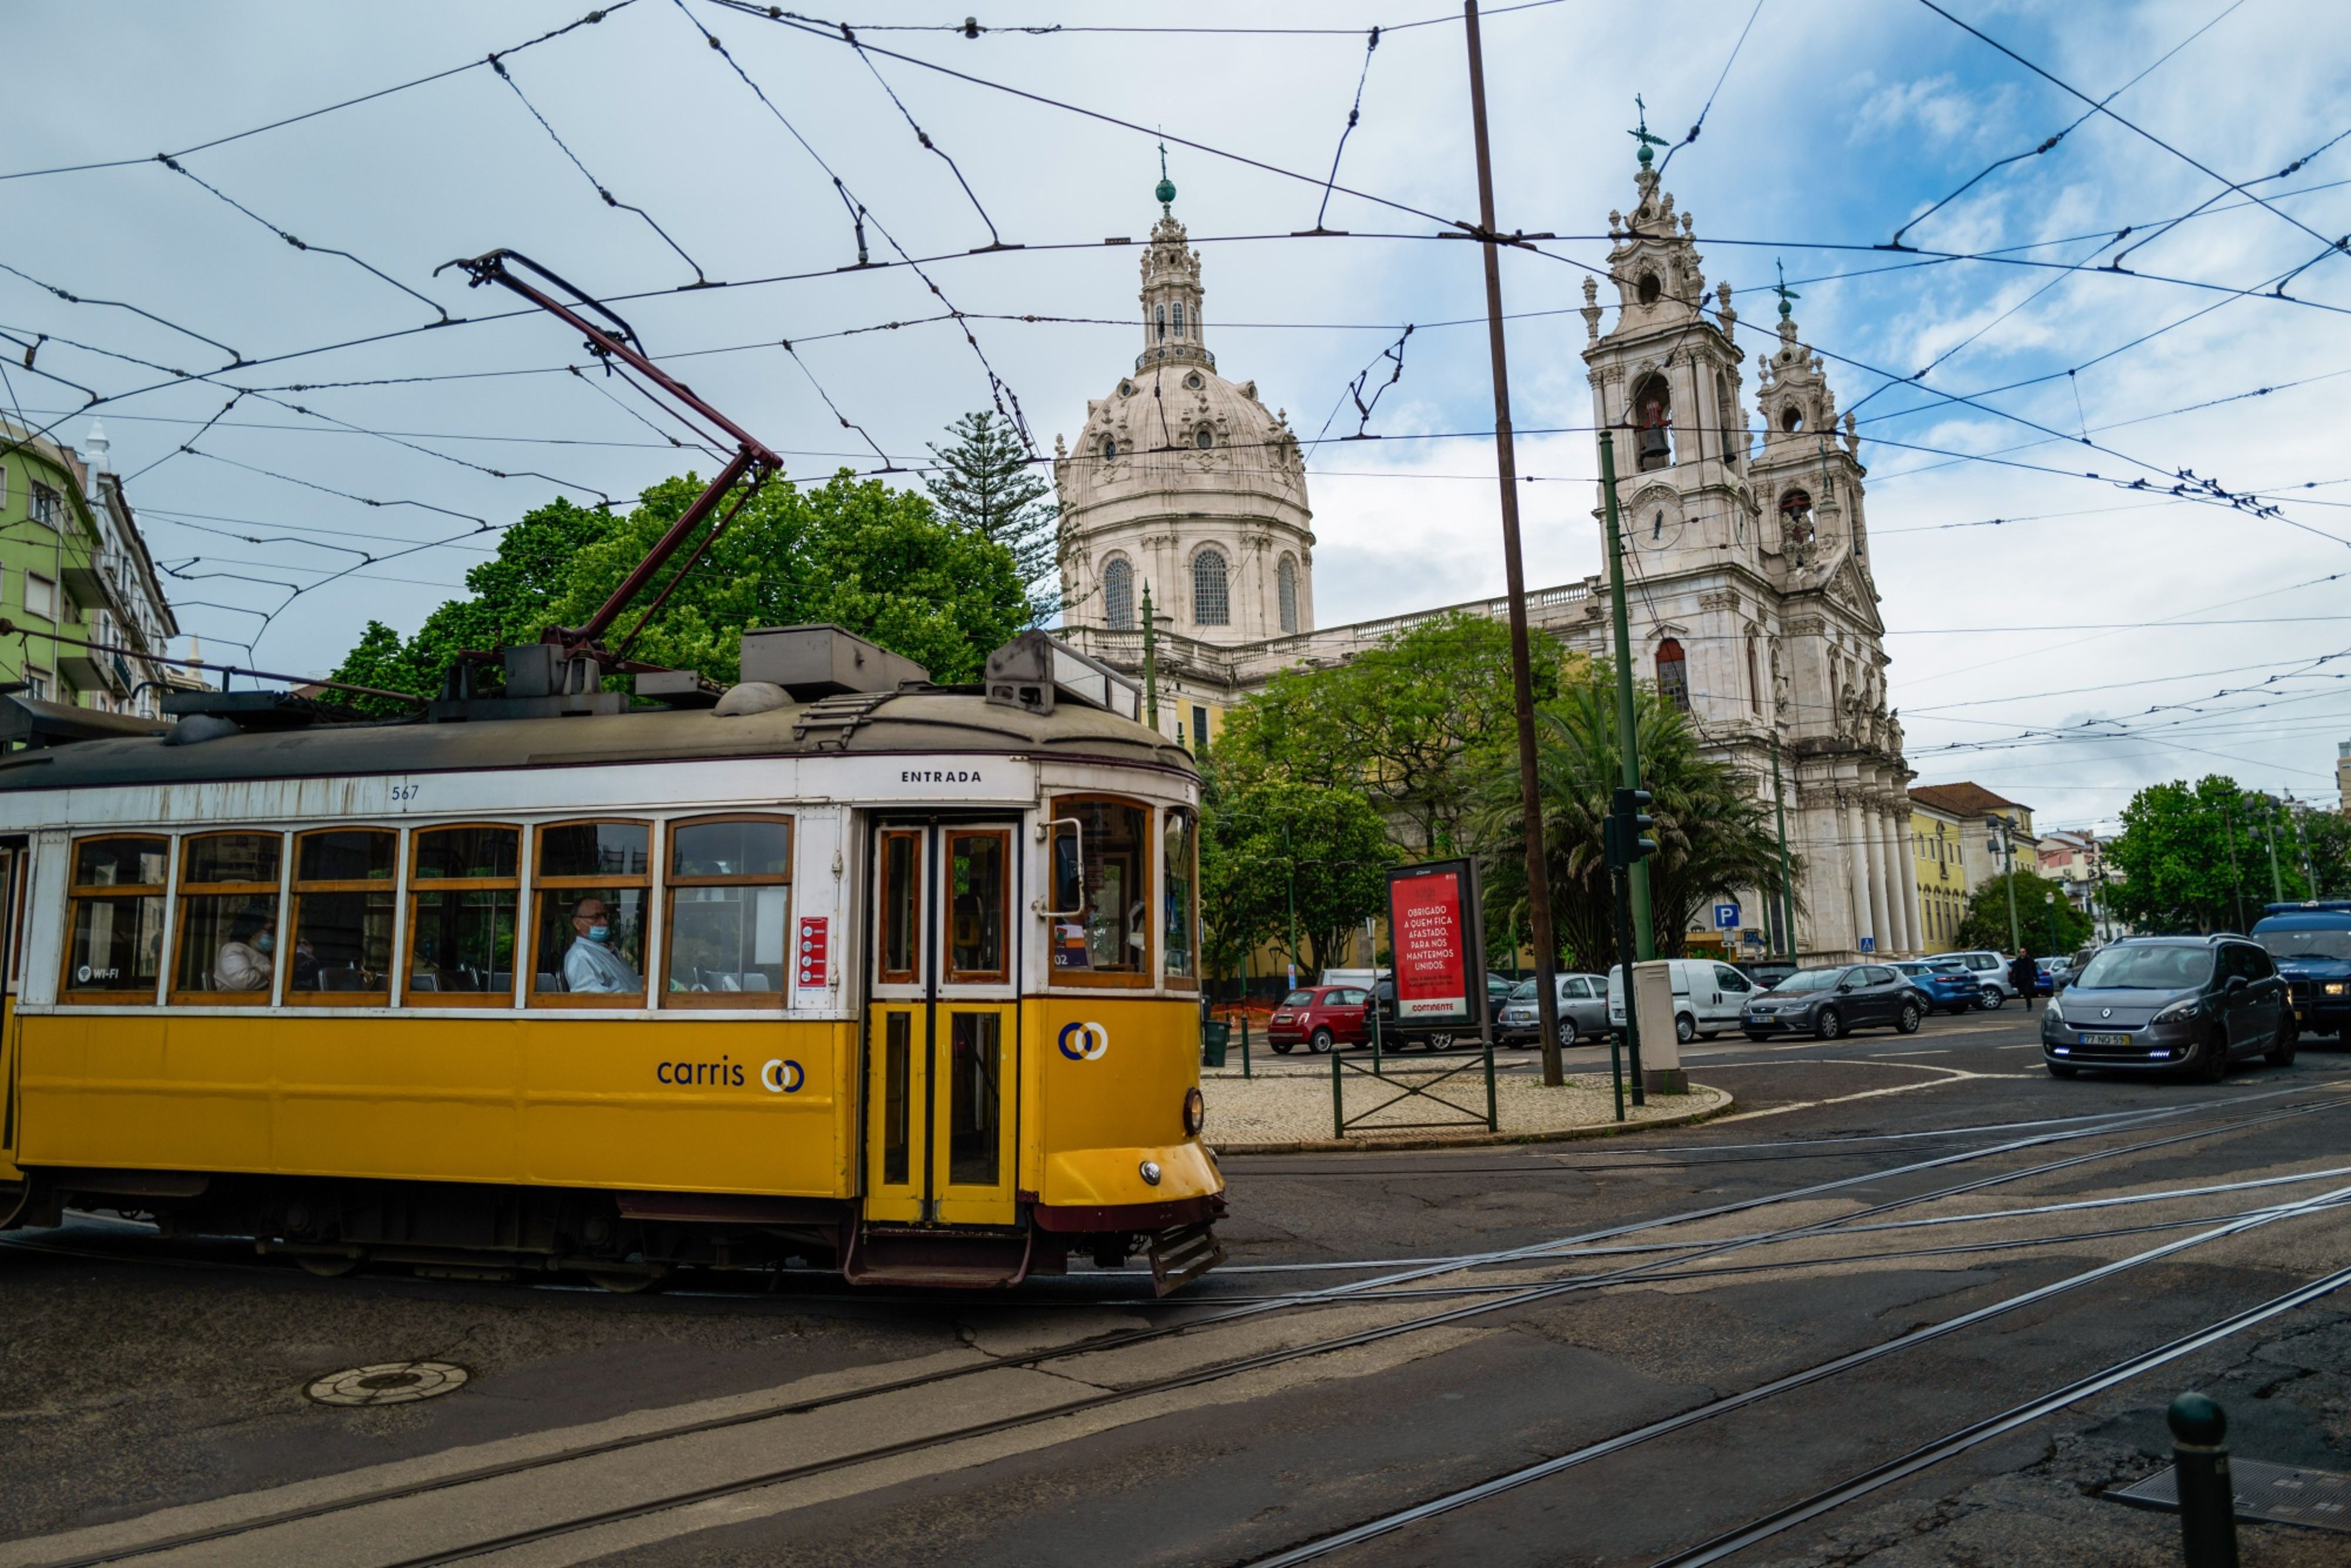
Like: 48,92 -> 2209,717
1101,436 -> 1118,460
1156,304 -> 1168,340
1277,555 -> 1298,634
1192,548 -> 1230,626
1781,403 -> 1804,433
1656,638 -> 1689,712
1631,373 -> 1672,471
1195,426 -> 1213,450
1746,635 -> 1760,714
1174,302 -> 1186,337
1779,488 -> 1814,543
1185,372 -> 1204,390
1637,272 -> 1662,306
1119,380 -> 1135,397
1103,558 -> 1134,630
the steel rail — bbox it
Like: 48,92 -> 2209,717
28,1091 -> 2329,1568
1651,1260 -> 2351,1565
1241,1180 -> 2351,1567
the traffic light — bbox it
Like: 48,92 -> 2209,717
1604,786 -> 1656,869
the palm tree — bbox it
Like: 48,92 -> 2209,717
1472,663 -> 1795,969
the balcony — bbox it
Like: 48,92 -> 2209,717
1134,344 -> 1215,374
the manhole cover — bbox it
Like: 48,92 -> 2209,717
2110,1458 -> 2351,1533
304,1361 -> 470,1408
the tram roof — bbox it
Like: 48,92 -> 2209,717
0,689 -> 1196,793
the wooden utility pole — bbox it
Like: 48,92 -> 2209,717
1461,1 -> 1563,1085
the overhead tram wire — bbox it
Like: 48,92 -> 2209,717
0,259 -> 241,361
0,3 -> 633,183
1915,0 -> 2351,262
488,50 -> 711,286
1886,0 -> 2246,252
153,155 -> 453,322
1307,26 -> 1382,234
841,26 -> 1012,252
1652,0 -> 1767,178
756,1 -> 1566,36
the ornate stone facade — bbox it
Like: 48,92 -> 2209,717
1057,158 -> 1922,963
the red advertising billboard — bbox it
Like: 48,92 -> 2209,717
1388,859 -> 1482,1027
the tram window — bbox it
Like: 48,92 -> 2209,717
663,816 -> 791,1007
1164,809 -> 1199,986
878,829 -> 922,986
170,832 -> 284,1004
531,820 -> 651,1006
1047,796 -> 1150,981
407,825 -> 519,1006
882,1011 -> 912,1185
62,835 -> 169,1002
948,1012 -> 1002,1186
943,829 -> 1009,984
287,829 -> 396,1004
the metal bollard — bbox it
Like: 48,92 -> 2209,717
2168,1392 -> 2238,1568
1242,1015 -> 1252,1079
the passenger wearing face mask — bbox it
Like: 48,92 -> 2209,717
561,896 -> 642,995
213,910 -> 277,991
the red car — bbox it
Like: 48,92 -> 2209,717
1268,985 -> 1374,1053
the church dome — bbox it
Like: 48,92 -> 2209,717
1054,199 -> 1314,644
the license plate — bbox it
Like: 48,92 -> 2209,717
2079,1031 -> 2131,1047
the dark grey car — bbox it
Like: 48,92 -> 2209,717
1741,963 -> 1923,1041
2041,935 -> 2294,1080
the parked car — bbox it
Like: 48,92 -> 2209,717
1889,959 -> 1980,1015
2252,901 -> 2351,1040
1267,985 -> 1374,1054
1740,963 -> 1924,1040
1367,977 -> 1491,1051
1605,959 -> 1761,1044
1734,959 -> 1799,991
1944,949 -> 2014,1007
1496,973 -> 1611,1046
2042,934 -> 2294,1080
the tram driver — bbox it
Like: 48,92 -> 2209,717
213,909 -> 276,991
562,896 -> 641,995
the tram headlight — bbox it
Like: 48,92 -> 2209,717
1182,1086 -> 1205,1137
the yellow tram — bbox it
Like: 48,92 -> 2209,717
0,626 -> 1224,1292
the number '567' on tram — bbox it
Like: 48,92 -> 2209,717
0,626 -> 1223,1292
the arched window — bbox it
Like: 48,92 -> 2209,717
1637,272 -> 1662,306
1631,373 -> 1673,471
1192,548 -> 1230,626
1174,301 -> 1186,337
1156,304 -> 1168,340
1745,634 -> 1760,714
1277,555 -> 1298,633
1194,426 -> 1213,450
1779,487 -> 1814,544
1656,637 -> 1690,711
1102,558 -> 1134,631
1101,435 -> 1118,461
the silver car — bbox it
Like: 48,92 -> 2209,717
2042,936 -> 2293,1080
1496,972 -> 1610,1047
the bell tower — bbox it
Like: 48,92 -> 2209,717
1580,100 -> 1757,581
1137,145 -> 1209,375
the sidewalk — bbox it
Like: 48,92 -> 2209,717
1201,1058 -> 1732,1153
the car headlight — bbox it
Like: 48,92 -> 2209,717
2150,999 -> 2200,1025
2045,997 -> 2065,1024
2325,982 -> 2348,997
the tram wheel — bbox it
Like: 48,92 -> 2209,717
295,1253 -> 363,1279
587,1271 -> 666,1294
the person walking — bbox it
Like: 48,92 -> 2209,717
2010,946 -> 2039,1011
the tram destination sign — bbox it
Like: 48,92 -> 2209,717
1387,857 -> 1485,1029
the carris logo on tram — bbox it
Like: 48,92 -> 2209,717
1057,1021 -> 1109,1062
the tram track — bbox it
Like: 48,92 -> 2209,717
13,1088 -> 2342,1568
1241,1184 -> 2351,1567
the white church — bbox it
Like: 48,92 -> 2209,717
1053,149 -> 1924,966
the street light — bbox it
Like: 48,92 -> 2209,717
1985,815 -> 2021,952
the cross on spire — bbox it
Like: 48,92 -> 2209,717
1155,136 -> 1176,212
1771,257 -> 1800,320
1629,93 -> 1669,166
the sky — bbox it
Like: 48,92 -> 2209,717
2,0 -> 2347,826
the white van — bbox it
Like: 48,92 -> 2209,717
1606,959 -> 1759,1043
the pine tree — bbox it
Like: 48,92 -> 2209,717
924,410 -> 1059,622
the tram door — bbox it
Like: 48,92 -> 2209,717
865,821 -> 1019,1227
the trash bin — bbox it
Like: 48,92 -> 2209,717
1201,1020 -> 1231,1068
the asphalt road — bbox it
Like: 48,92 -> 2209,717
8,1005 -> 2351,1566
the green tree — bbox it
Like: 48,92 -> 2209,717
330,470 -> 1026,709
1955,869 -> 2091,956
1214,613 -> 1559,855
1468,661 -> 1792,969
2102,775 -> 2308,933
1201,773 -> 1394,983
924,410 -> 1059,622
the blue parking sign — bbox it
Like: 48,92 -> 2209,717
1713,903 -> 1739,930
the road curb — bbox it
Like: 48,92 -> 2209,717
1207,1084 -> 1735,1156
